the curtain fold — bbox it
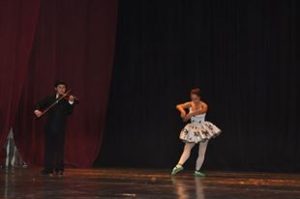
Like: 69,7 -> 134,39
0,0 -> 40,163
0,0 -> 118,167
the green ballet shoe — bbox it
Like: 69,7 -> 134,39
194,171 -> 206,177
171,165 -> 184,175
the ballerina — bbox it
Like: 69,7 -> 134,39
171,88 -> 221,177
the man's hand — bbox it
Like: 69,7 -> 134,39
34,110 -> 43,118
68,95 -> 75,103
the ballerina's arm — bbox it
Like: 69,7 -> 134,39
176,102 -> 192,118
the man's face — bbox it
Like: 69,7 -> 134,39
55,84 -> 67,95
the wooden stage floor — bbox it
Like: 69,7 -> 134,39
1,168 -> 300,198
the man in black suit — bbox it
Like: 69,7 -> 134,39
34,81 -> 75,176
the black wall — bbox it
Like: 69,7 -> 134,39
96,0 -> 300,172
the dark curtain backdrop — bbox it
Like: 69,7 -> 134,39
0,0 -> 118,167
0,0 -> 40,162
97,0 -> 300,172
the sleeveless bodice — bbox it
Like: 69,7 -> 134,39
189,108 -> 206,123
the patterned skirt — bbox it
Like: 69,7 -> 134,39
179,121 -> 221,143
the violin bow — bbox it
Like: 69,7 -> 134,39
38,89 -> 72,118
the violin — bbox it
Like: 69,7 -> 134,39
35,89 -> 79,118
61,92 -> 79,102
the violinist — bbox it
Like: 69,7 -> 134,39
34,81 -> 76,176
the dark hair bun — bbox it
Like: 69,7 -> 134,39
190,88 -> 201,97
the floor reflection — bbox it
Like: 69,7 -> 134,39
172,176 -> 206,199
1,169 -> 300,199
2,170 -> 15,199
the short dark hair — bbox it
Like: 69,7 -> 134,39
54,81 -> 67,88
191,88 -> 201,97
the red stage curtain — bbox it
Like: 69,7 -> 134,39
0,0 -> 40,162
1,0 -> 118,167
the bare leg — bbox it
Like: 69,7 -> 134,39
172,143 -> 196,175
178,143 -> 196,166
195,141 -> 208,171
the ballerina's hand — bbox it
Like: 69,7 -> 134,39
183,114 -> 192,122
180,112 -> 186,119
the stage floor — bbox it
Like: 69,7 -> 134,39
1,168 -> 300,198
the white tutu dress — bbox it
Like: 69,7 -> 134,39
179,109 -> 221,143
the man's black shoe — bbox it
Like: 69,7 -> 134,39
54,169 -> 64,177
40,169 -> 53,176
